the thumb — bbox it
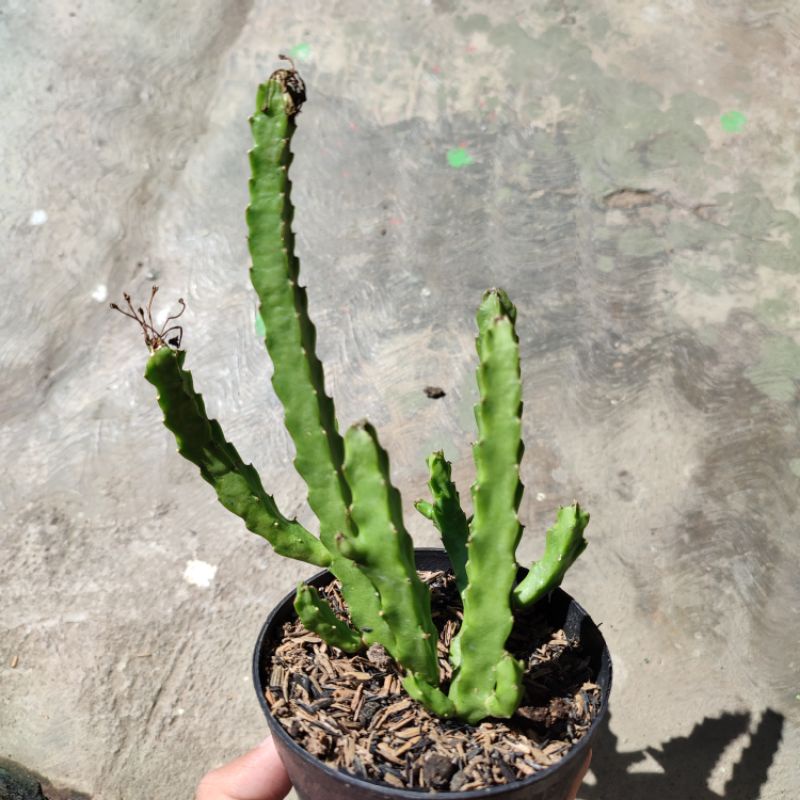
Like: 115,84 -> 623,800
196,735 -> 292,800
567,749 -> 592,800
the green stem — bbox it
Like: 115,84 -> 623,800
145,346 -> 330,567
513,504 -> 589,607
248,71 -> 394,648
416,451 -> 469,593
448,289 -> 525,722
339,421 -> 440,684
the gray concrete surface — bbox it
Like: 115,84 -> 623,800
2,1 -> 798,798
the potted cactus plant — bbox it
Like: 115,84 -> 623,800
113,59 -> 611,799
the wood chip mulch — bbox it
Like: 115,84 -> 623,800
265,571 -> 601,793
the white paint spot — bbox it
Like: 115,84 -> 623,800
92,284 -> 108,302
29,209 -> 48,226
642,5 -> 661,22
175,707 -> 185,716
183,559 -> 217,588
536,492 -> 546,502
421,287 -> 431,297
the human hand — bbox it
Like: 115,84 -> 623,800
567,750 -> 592,800
196,736 -> 291,800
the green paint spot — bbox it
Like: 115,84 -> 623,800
696,326 -> 720,347
447,147 -> 474,168
721,111 -> 746,133
289,43 -> 311,62
255,311 -> 266,339
745,335 -> 800,403
789,459 -> 800,478
617,226 -> 665,258
597,255 -> 615,273
672,257 -> 724,295
755,295 -> 794,327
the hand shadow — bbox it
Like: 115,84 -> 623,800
582,708 -> 784,800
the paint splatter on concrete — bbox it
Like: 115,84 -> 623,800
182,560 -> 217,588
721,110 -> 747,132
745,336 -> 800,402
91,284 -> 108,303
446,147 -> 473,168
289,42 -> 311,62
597,255 -> 615,273
28,209 -> 47,226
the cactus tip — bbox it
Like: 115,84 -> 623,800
110,285 -> 185,353
267,54 -> 306,117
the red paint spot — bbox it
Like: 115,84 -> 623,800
466,43 -> 478,54
388,216 -> 404,226
431,64 -> 442,74
349,121 -> 359,131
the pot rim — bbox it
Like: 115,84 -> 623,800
252,547 -> 612,798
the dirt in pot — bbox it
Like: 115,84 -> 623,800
264,571 -> 602,792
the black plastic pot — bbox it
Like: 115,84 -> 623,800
253,548 -> 612,800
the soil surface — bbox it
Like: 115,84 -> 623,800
265,571 -> 601,792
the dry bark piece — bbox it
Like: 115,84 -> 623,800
422,753 -> 456,788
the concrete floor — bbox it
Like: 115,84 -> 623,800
1,1 -> 798,798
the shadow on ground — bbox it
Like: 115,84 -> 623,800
0,759 -> 91,800
585,709 -> 784,800
0,708 -> 784,800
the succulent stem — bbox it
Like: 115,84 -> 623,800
294,583 -> 363,652
513,504 -> 589,607
340,421 -> 440,684
448,289 -> 525,722
415,451 -> 470,593
144,346 -> 331,567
